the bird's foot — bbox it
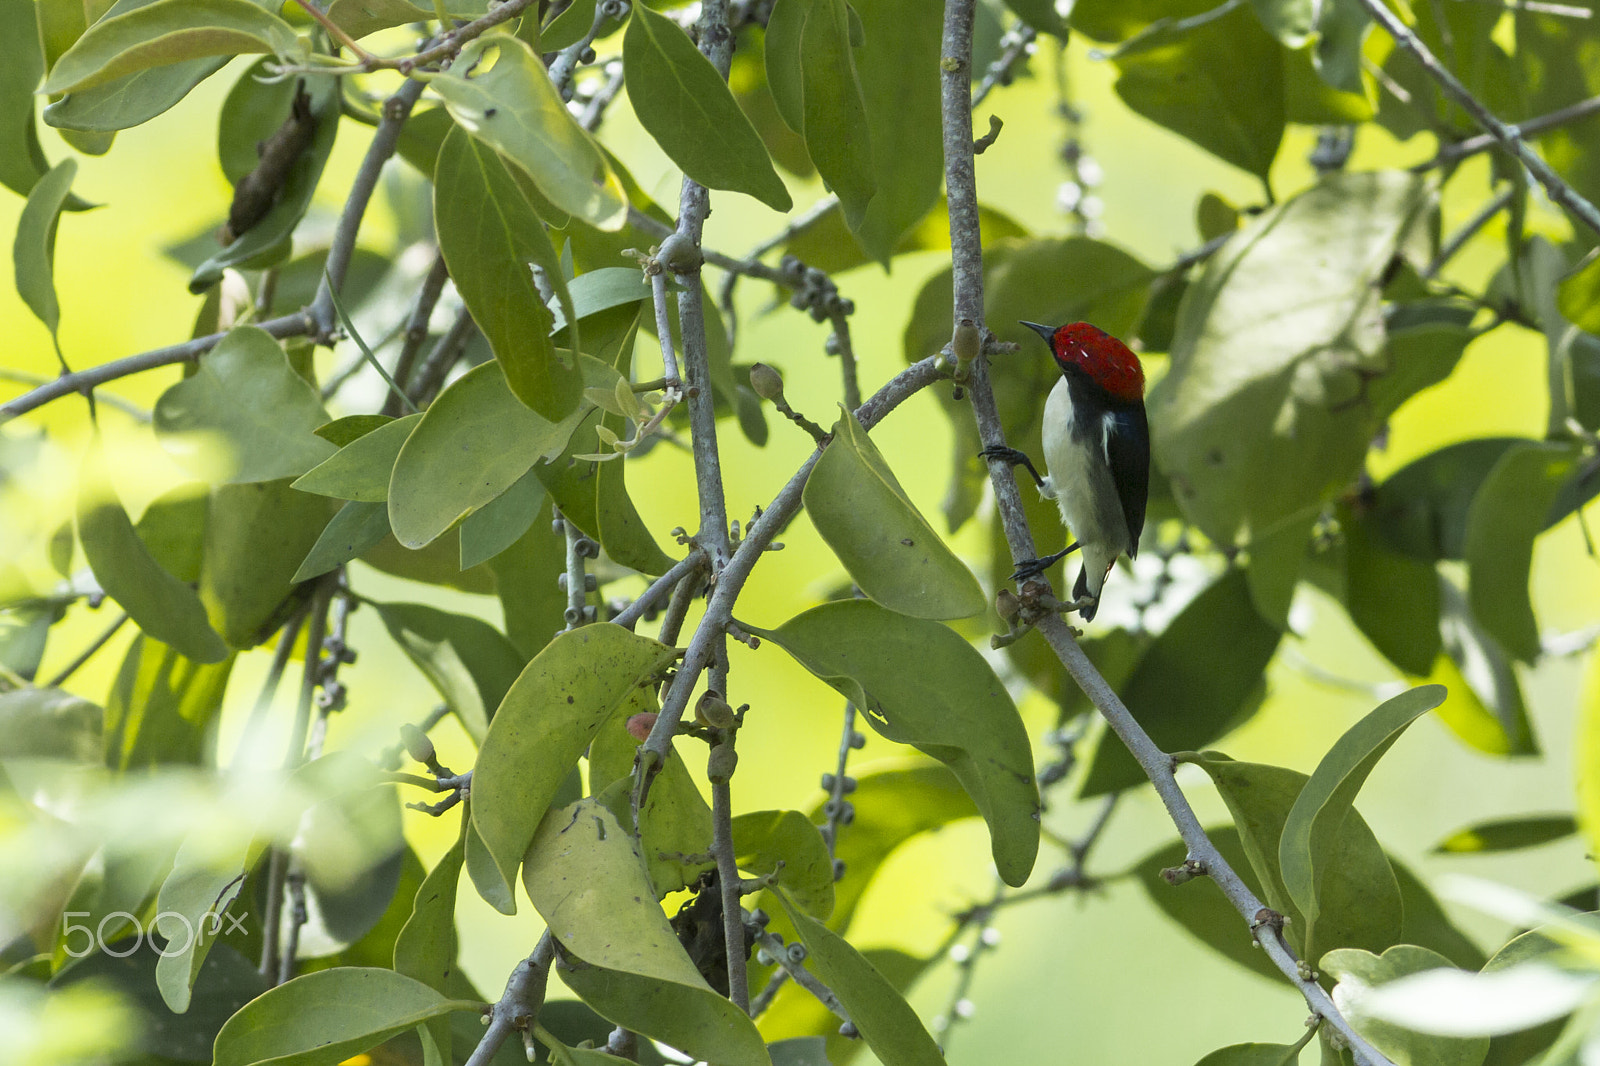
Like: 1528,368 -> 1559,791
1009,543 -> 1077,585
978,445 -> 1046,489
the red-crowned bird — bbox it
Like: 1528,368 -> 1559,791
981,321 -> 1150,622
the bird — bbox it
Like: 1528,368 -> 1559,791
980,321 -> 1150,622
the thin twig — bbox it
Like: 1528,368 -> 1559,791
559,511 -> 593,629
649,270 -> 683,386
408,306 -> 476,405
386,251 -> 450,416
971,22 -> 1036,109
1424,185 -> 1515,279
613,549 -> 707,630
1421,93 -> 1600,170
1358,0 -> 1600,237
43,611 -> 128,688
578,60 -> 628,131
465,933 -> 556,1066
309,79 -> 427,340
710,735 -> 749,1012
821,703 -> 860,863
753,929 -> 849,1020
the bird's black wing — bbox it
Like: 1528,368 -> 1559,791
1102,404 -> 1150,555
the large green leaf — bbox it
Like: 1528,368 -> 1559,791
804,409 -> 984,621
527,797 -> 771,1066
622,3 -> 790,211
459,468 -> 544,570
13,159 -> 78,351
191,65 -> 339,290
1463,441 -> 1580,663
470,625 -> 675,912
77,442 -> 229,664
1321,947 -> 1490,1066
1151,172 -> 1432,564
0,687 -> 101,761
41,0 -> 303,95
487,498 -> 569,660
1080,569 -> 1280,796
200,479 -> 336,649
1431,577 -> 1537,756
1339,502 -> 1440,676
104,633 -> 234,767
730,810 -> 834,920
213,968 -> 477,1066
155,326 -> 337,483
386,362 -> 593,550
292,414 -> 420,502
1187,754 -> 1402,965
44,56 -> 226,132
1370,439 -> 1525,562
0,0 -> 56,200
1432,815 -> 1577,855
773,889 -> 944,1066
845,0 -> 941,262
373,601 -> 525,744
151,832 -> 258,1012
1193,1044 -> 1304,1066
1278,686 -> 1445,955
747,601 -> 1038,887
325,0 -> 488,38
434,124 -> 581,419
428,37 -> 626,230
394,824 -> 466,1062
799,0 -> 875,230
588,690 -> 713,899
1110,1 -> 1283,179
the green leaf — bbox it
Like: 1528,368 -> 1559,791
1247,0 -> 1312,47
134,485 -> 207,583
152,832 -> 257,1011
0,687 -> 101,761
213,968 -> 477,1066
1188,754 -> 1403,964
1370,439 -> 1525,562
1312,0 -> 1369,95
1193,1044 -> 1303,1066
527,797 -> 771,1066
13,159 -> 78,346
292,414 -> 421,502
588,691 -> 713,898
622,4 -> 790,211
192,65 -> 339,291
315,414 -> 392,447
1151,172 -> 1432,551
77,441 -> 228,664
1433,815 -> 1578,855
1321,946 -> 1490,1066
387,361 -> 589,550
434,123 -> 582,419
41,0 -> 304,95
373,601 -> 526,744
1560,251 -> 1600,336
804,409 -> 985,621
325,0 -> 488,38
1339,501 -> 1440,676
730,810 -> 834,919
155,326 -> 337,484
1080,569 -> 1280,796
470,625 -> 675,912
764,0 -> 805,133
200,480 -> 337,648
394,824 -> 465,1062
797,0 -> 876,229
488,499 -> 569,660
1463,441 -> 1580,662
1110,2 -> 1283,179
549,267 -> 652,335
746,601 -> 1038,887
540,0 -> 596,50
0,0 -> 55,200
1002,0 -> 1066,37
1278,685 -> 1444,952
44,56 -> 227,132
428,37 -> 626,230
105,633 -> 234,767
773,889 -> 944,1066
460,468 -> 545,570
826,0 -> 941,262
1431,577 -> 1537,756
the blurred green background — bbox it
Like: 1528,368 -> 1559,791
2,24 -> 1597,1065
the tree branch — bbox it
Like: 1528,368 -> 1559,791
1421,93 -> 1600,170
1358,0 -> 1600,237
465,933 -> 556,1066
938,0 -> 1395,1060
0,313 -> 312,424
310,78 -> 426,340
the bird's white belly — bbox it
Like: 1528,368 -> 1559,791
1039,378 -> 1130,594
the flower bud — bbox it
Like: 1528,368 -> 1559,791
625,712 -> 658,742
749,362 -> 785,402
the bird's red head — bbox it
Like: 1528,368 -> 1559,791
1022,321 -> 1144,404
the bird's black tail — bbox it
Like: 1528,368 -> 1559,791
1074,566 -> 1096,622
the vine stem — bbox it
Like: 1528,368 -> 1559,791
937,0 -> 1395,1061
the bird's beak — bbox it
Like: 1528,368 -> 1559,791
1020,321 -> 1056,345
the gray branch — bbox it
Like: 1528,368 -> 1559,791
465,933 -> 556,1066
938,0 -> 1396,1060
1359,0 -> 1600,237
